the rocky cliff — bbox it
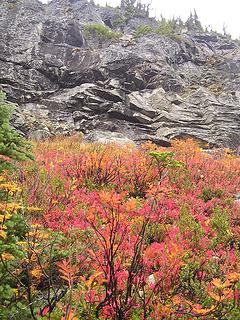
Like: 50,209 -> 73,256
1,0 -> 240,147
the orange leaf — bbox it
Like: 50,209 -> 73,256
226,272 -> 240,283
86,271 -> 104,288
212,278 -> 224,289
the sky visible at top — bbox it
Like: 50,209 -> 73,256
40,0 -> 240,39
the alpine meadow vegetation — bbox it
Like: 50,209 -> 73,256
0,91 -> 239,320
84,24 -> 122,42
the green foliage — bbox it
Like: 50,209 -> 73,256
121,0 -> 150,18
200,187 -> 224,202
131,12 -> 204,41
131,18 -> 183,40
178,206 -> 204,244
149,151 -> 183,169
134,25 -> 153,38
156,19 -> 176,37
180,262 -> 207,301
124,5 -> 137,21
0,178 -> 70,319
152,18 -> 181,41
112,16 -> 127,28
145,222 -> 166,244
211,207 -> 233,246
84,24 -> 122,41
0,91 -> 33,173
0,187 -> 30,319
149,151 -> 183,184
0,91 -> 34,318
225,306 -> 240,320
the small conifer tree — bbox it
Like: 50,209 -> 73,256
0,91 -> 33,172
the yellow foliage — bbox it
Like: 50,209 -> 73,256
0,229 -> 7,239
0,202 -> 22,214
16,241 -> 28,246
0,182 -> 21,193
0,212 -> 12,222
31,268 -> 42,279
191,304 -> 215,315
25,207 -> 42,214
31,223 -> 42,228
28,230 -> 49,240
85,271 -> 104,289
225,272 -> 240,283
212,278 -> 225,289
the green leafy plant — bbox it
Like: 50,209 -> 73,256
211,207 -> 233,246
0,91 -> 33,173
0,178 -> 30,319
156,19 -> 175,37
178,205 -> 205,244
84,24 -> 122,41
200,187 -> 224,202
149,151 -> 183,169
134,25 -> 153,38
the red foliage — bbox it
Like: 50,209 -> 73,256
20,138 -> 240,319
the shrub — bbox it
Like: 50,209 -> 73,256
134,25 -> 153,38
0,91 -> 33,173
0,175 -> 30,319
84,24 -> 122,41
0,173 -> 70,319
200,187 -> 224,202
5,137 -> 240,319
133,19 -> 183,41
156,19 -> 174,36
0,91 -> 36,318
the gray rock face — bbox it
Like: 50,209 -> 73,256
85,130 -> 135,145
1,0 -> 240,147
